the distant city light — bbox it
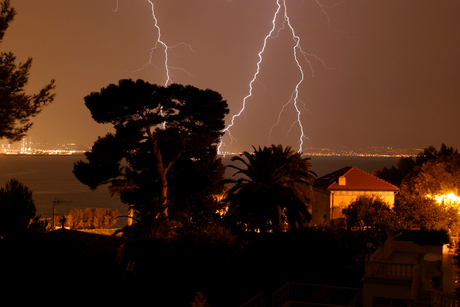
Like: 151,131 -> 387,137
0,137 -> 88,155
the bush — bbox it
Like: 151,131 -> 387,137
0,178 -> 47,241
65,208 -> 121,229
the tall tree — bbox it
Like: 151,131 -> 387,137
224,145 -> 316,233
0,0 -> 55,141
73,79 -> 229,237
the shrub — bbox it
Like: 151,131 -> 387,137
0,178 -> 47,241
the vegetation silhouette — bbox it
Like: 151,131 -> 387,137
224,144 -> 316,234
73,79 -> 229,238
374,143 -> 458,187
0,178 -> 47,241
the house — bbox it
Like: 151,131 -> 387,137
312,166 -> 399,227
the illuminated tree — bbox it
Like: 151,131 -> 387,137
0,0 -> 55,141
64,208 -> 121,230
224,145 -> 315,233
395,196 -> 460,234
0,179 -> 47,241
342,194 -> 395,232
410,155 -> 460,197
73,79 -> 229,237
395,154 -> 460,234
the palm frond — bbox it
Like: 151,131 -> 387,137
223,144 -> 315,233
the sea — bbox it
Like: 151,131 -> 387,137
0,154 -> 400,228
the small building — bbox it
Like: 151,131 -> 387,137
362,234 -> 458,307
312,166 -> 399,227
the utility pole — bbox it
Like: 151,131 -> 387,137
52,198 -> 72,229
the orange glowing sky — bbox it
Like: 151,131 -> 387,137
3,0 -> 460,153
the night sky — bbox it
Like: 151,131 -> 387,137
4,0 -> 460,153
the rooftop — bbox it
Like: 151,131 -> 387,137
314,166 -> 399,192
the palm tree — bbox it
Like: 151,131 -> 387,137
224,145 -> 316,233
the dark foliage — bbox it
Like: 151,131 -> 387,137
73,79 -> 229,237
0,178 -> 47,241
0,219 -> 371,306
224,145 -> 316,233
117,227 -> 367,306
0,229 -> 128,305
374,143 -> 458,187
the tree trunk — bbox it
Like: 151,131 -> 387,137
148,132 -> 185,238
127,205 -> 134,227
148,138 -> 167,237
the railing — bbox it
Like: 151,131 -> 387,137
431,290 -> 460,307
272,283 -> 289,307
410,263 -> 422,303
240,293 -> 268,307
365,260 -> 415,279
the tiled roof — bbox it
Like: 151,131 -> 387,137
314,166 -> 399,192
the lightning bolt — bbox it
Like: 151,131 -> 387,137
269,0 -> 333,152
144,0 -> 171,86
282,0 -> 307,152
116,0 -> 195,87
145,0 -> 195,86
218,1 -> 282,154
115,0 -> 196,130
219,0 -> 336,154
116,1 -> 340,154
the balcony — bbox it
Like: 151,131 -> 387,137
362,236 -> 459,307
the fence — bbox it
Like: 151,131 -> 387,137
240,293 -> 269,307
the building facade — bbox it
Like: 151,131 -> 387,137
312,166 -> 399,227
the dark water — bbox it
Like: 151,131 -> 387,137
308,156 -> 400,177
0,154 -> 127,227
0,154 -> 400,227
223,155 -> 400,179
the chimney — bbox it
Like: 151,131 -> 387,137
338,176 -> 346,185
